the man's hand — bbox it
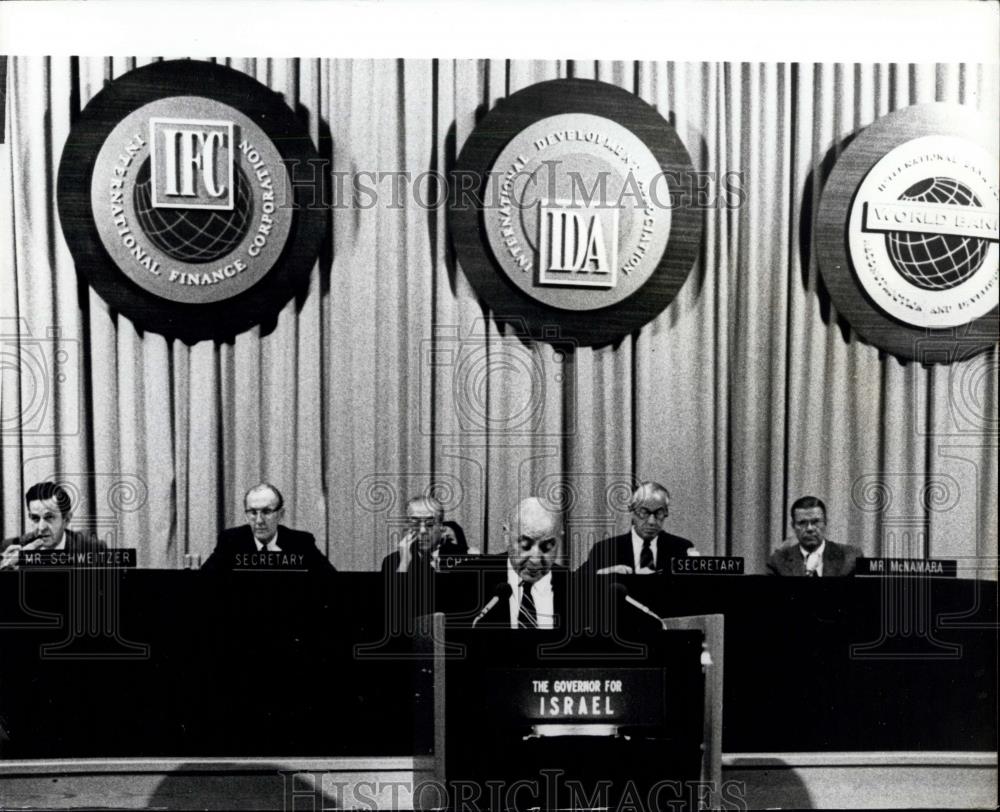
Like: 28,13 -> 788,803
395,531 -> 417,573
0,531 -> 46,571
595,564 -> 634,576
0,545 -> 21,571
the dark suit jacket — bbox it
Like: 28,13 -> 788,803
380,539 -> 469,575
454,553 -> 570,629
766,540 -> 861,577
1,528 -> 106,555
201,525 -> 336,574
581,530 -> 694,575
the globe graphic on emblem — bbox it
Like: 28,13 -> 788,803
133,159 -> 254,263
885,177 -> 990,291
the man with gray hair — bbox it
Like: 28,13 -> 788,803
582,481 -> 697,576
380,494 -> 471,574
201,483 -> 335,574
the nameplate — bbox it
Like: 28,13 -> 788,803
487,667 -> 664,725
435,553 -> 477,572
671,556 -> 745,575
233,552 -> 309,570
20,549 -> 137,568
857,557 -> 957,577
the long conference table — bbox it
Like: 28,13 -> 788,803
0,570 -> 995,760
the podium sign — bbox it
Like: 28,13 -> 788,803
488,667 -> 665,725
425,625 -> 710,811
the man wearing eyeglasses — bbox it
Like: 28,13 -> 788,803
201,483 -> 335,574
380,495 -> 471,574
766,496 -> 860,577
467,496 -> 567,629
582,481 -> 697,576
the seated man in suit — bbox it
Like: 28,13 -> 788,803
381,495 -> 472,574
201,483 -> 335,574
467,496 -> 567,629
767,495 -> 860,577
1,481 -> 106,570
582,481 -> 697,576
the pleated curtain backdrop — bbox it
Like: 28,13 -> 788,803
1,57 -> 997,574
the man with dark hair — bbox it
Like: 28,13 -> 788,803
766,496 -> 861,577
1,481 -> 106,570
581,481 -> 698,576
201,482 -> 335,574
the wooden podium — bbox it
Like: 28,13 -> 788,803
414,612 -> 724,811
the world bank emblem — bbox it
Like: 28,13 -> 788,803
849,135 -> 998,329
817,104 -> 998,361
58,61 -> 325,340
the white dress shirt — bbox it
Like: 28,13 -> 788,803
800,540 -> 826,576
255,531 -> 281,552
506,561 -> 555,629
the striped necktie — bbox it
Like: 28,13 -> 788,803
518,582 -> 537,629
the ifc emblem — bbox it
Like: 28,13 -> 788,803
58,60 -> 326,340
91,96 -> 292,305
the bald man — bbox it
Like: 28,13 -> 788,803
467,497 -> 568,629
201,483 -> 335,574
582,482 -> 697,576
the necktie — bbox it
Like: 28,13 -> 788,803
639,540 -> 654,571
805,550 -> 821,577
518,582 -> 537,629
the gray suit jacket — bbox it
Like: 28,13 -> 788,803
766,540 -> 861,577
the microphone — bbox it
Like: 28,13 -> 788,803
472,582 -> 513,627
610,582 -> 665,624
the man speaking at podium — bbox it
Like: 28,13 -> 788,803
201,483 -> 335,574
767,495 -> 860,577
471,496 -> 567,629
